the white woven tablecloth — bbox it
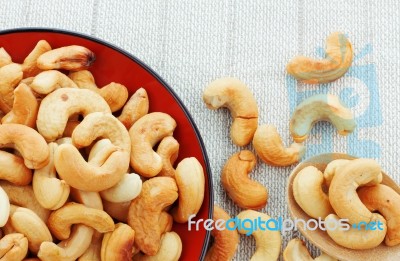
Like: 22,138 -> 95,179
1,0 -> 399,260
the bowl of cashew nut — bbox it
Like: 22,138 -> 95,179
0,28 -> 213,260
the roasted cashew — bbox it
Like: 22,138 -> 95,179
156,136 -> 179,178
283,238 -> 337,261
37,88 -> 111,141
253,125 -> 305,166
237,210 -> 281,261
203,77 -> 258,146
33,142 -> 70,210
171,157 -> 205,223
37,45 -> 95,71
0,186 -> 10,226
0,63 -> 23,113
69,70 -> 129,112
118,87 -> 149,129
289,94 -> 356,143
78,231 -> 103,261
133,231 -> 182,261
129,112 -> 177,177
0,124 -> 49,169
21,40 -> 52,77
9,205 -> 52,254
0,233 -> 28,261
0,151 -> 32,185
30,70 -> 78,95
128,177 -> 178,255
101,223 -> 135,261
204,205 -> 239,261
325,213 -> 387,250
329,158 -> 382,224
221,151 -> 268,209
358,184 -> 400,246
293,166 -> 334,219
286,32 -> 353,84
100,173 -> 142,203
0,48 -> 12,68
323,159 -> 349,187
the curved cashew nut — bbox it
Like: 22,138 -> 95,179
323,159 -> 349,187
156,136 -> 179,178
253,125 -> 305,166
0,124 -> 49,169
283,238 -> 337,261
0,47 -> 12,68
0,151 -> 32,185
293,166 -> 334,219
203,77 -> 258,146
133,231 -> 182,261
221,151 -> 268,209
30,70 -> 78,95
289,94 -> 356,143
37,88 -> 111,141
358,184 -> 400,246
33,142 -> 70,210
0,233 -> 29,261
0,63 -> 23,113
128,177 -> 178,255
103,200 -> 131,223
287,32 -> 353,84
37,45 -> 95,71
329,158 -> 382,224
101,223 -> 135,261
69,70 -> 129,112
129,112 -> 177,177
118,87 -> 149,129
325,213 -> 387,250
100,173 -> 142,203
171,157 -> 205,223
21,40 -> 52,77
78,231 -> 103,261
0,186 -> 10,227
237,210 -> 281,261
204,205 -> 239,261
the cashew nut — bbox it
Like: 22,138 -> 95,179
128,177 -> 178,255
0,151 -> 32,186
0,124 -> 49,169
289,94 -> 356,143
0,186 -> 10,227
325,213 -> 387,250
101,223 -> 135,261
286,32 -> 353,84
100,173 -> 142,203
323,159 -> 349,187
156,136 -> 179,178
129,112 -> 177,177
33,142 -> 70,210
78,231 -> 103,261
204,205 -> 239,261
203,77 -> 258,146
0,233 -> 28,261
314,253 -> 338,261
237,210 -> 281,261
293,166 -> 334,219
171,157 -> 205,223
329,158 -> 382,224
358,184 -> 400,246
133,231 -> 182,261
283,238 -> 337,261
0,63 -> 23,113
253,125 -> 305,166
30,70 -> 78,95
21,40 -> 52,77
221,151 -> 268,209
37,45 -> 95,71
118,87 -> 149,129
37,88 -> 111,141
0,48 -> 12,68
102,200 -> 130,223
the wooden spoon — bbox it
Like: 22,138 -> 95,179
287,153 -> 400,261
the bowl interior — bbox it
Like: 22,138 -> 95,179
287,153 -> 400,261
0,28 -> 212,260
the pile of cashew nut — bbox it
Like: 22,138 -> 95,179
0,41 -> 206,261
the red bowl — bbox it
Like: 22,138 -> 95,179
0,28 -> 213,260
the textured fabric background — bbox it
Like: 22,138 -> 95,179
1,0 -> 399,260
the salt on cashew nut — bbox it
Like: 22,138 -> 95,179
30,70 -> 78,95
0,151 -> 32,186
237,210 -> 281,261
0,47 -> 12,68
36,88 -> 111,141
0,186 -> 10,227
221,151 -> 268,210
129,112 -> 177,178
101,223 -> 135,261
283,238 -> 338,261
133,231 -> 182,261
203,77 -> 258,146
289,94 -> 356,143
21,40 -> 52,77
253,125 -> 305,166
102,200 -> 131,223
127,177 -> 178,256
0,124 -> 49,169
118,87 -> 149,129
37,45 -> 95,71
293,166 -> 334,219
358,184 -> 400,246
33,142 -> 70,210
286,32 -> 353,84
171,157 -> 205,223
325,213 -> 387,250
204,205 -> 239,261
0,63 -> 23,113
156,136 -> 179,178
0,233 -> 29,261
329,158 -> 382,224
100,173 -> 142,203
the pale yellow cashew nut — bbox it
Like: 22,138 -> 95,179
100,173 -> 142,203
0,233 -> 29,261
0,186 -> 10,227
133,231 -> 182,261
118,87 -> 149,129
156,136 -> 179,178
30,70 -> 78,95
0,151 -> 32,186
0,63 -> 23,113
21,40 -> 52,77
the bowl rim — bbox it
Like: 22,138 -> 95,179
0,27 -> 213,260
